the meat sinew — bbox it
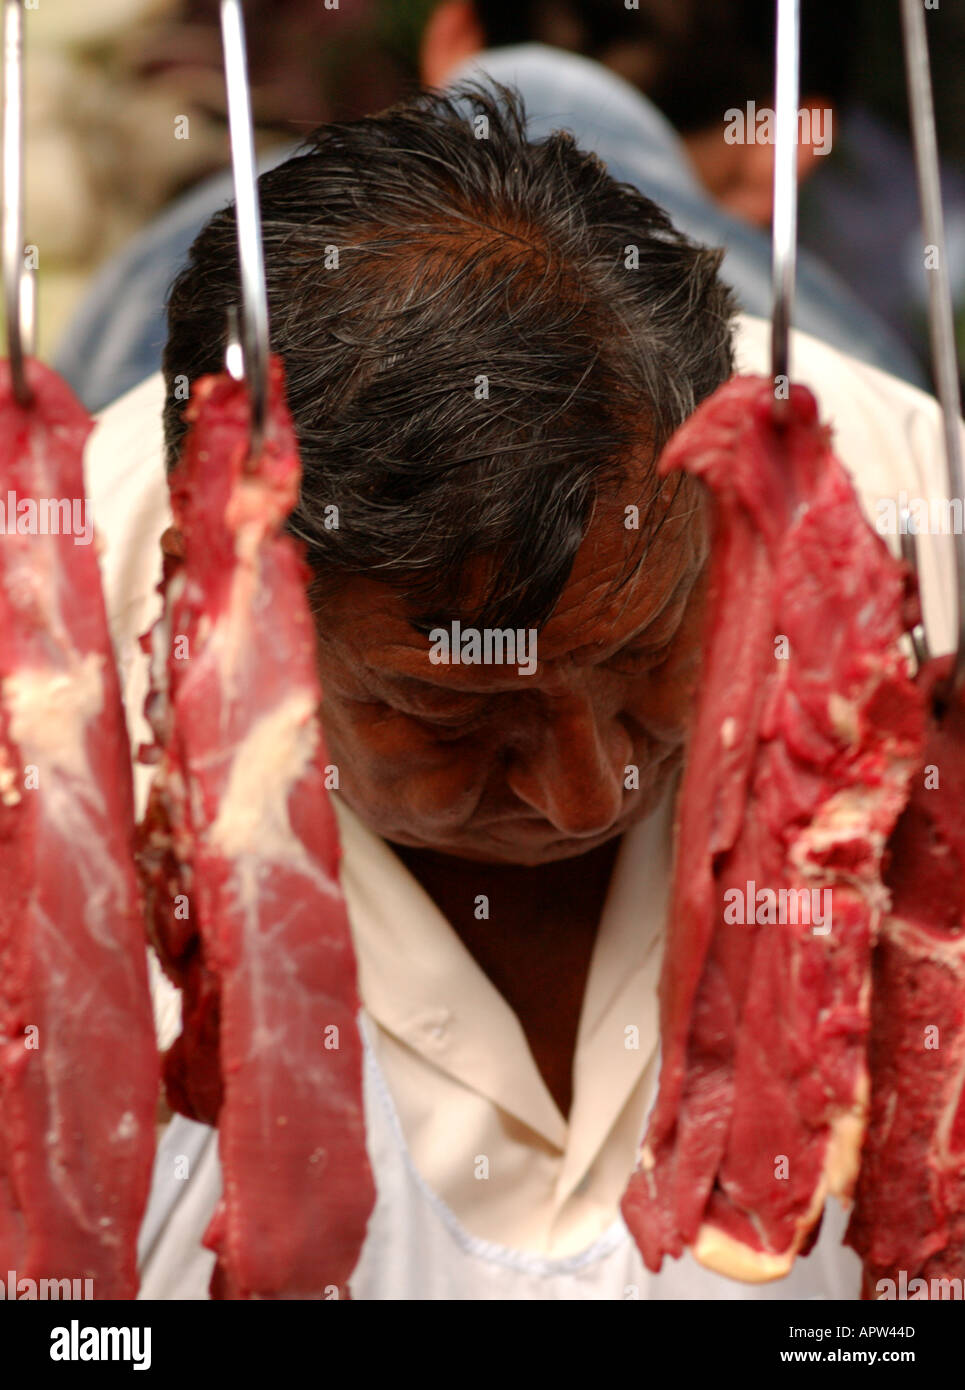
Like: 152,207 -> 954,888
0,359 -> 159,1298
846,655 -> 965,1297
621,377 -> 924,1281
137,355 -> 374,1300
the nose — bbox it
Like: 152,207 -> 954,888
505,692 -> 631,837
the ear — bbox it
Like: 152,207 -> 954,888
420,0 -> 486,88
160,525 -> 185,559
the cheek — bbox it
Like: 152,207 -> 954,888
318,694 -> 494,816
622,648 -> 702,745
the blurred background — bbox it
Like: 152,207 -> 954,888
9,0 -> 965,394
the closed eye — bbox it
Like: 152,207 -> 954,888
603,641 -> 673,676
351,693 -> 491,728
410,704 -> 493,738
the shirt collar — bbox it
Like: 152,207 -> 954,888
331,777 -> 675,1160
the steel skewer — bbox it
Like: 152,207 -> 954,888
770,0 -> 799,424
220,0 -> 269,463
900,0 -> 965,691
2,0 -> 35,408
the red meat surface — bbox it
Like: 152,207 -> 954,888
137,356 -> 374,1299
621,376 -> 924,1281
0,359 -> 158,1298
846,655 -> 965,1297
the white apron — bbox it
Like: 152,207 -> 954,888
136,1013 -> 862,1301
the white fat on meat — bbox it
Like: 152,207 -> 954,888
3,654 -> 104,778
207,685 -> 334,892
694,1078 -> 870,1283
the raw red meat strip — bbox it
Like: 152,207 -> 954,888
621,376 -> 924,1281
137,356 -> 374,1299
0,359 -> 158,1299
846,655 -> 965,1297
138,612 -> 223,1129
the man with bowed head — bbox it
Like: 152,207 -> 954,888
89,86 -> 955,1299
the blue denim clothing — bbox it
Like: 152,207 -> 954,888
54,43 -> 924,413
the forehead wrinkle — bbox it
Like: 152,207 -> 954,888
319,466 -> 706,678
561,566 -> 697,664
349,552 -> 697,695
538,501 -> 701,659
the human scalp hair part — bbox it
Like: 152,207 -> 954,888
162,82 -> 737,634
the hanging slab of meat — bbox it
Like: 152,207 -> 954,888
0,359 -> 158,1299
846,655 -> 965,1297
621,376 -> 924,1282
137,355 -> 374,1299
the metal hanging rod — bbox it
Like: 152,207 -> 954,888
220,0 -> 269,462
770,0 -> 799,424
900,0 -> 965,692
3,0 -> 35,407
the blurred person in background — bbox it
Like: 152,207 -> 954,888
433,0 -> 965,386
433,0 -> 850,227
426,0 -> 965,383
53,0 -> 940,411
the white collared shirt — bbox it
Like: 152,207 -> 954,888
85,315 -> 959,1298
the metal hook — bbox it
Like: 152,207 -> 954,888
220,0 -> 269,463
770,0 -> 799,426
901,0 -> 965,693
3,0 -> 35,407
900,510 -> 932,670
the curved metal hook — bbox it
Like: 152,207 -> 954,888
3,0 -> 35,407
770,0 -> 799,425
900,511 -> 933,671
901,0 -> 965,693
220,0 -> 268,463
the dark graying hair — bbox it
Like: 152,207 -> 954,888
162,82 -> 736,633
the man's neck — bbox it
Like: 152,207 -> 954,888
390,836 -> 623,1118
391,835 -> 622,902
